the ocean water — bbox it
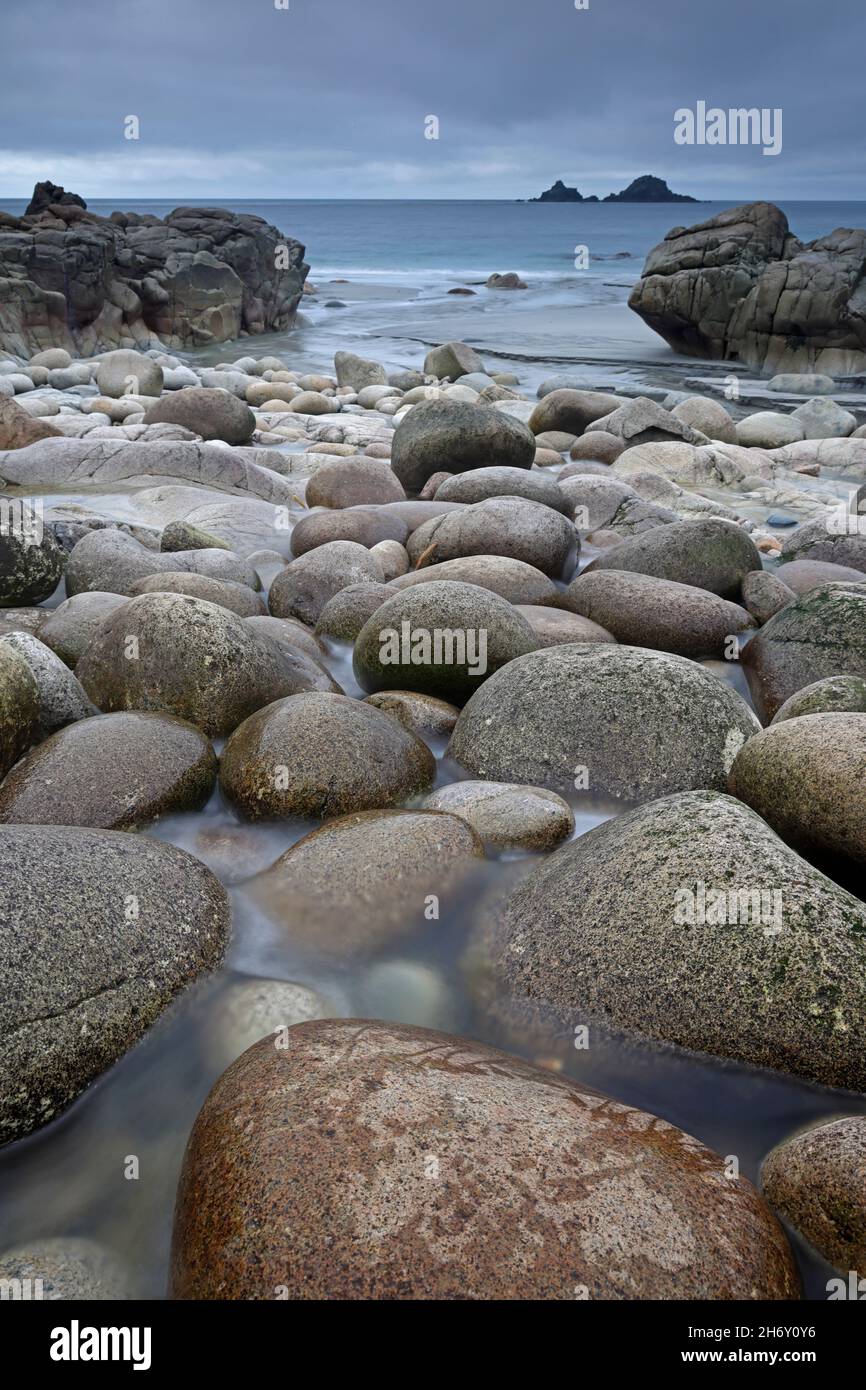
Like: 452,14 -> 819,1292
3,197 -> 861,281
4,198 -> 865,386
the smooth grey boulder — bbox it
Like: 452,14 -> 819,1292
391,398 -> 536,492
583,517 -> 762,598
448,643 -> 759,800
0,631 -> 95,736
387,555 -> 559,606
473,790 -> 866,1090
305,457 -> 405,509
777,558 -> 866,594
143,387 -> 255,444
0,824 -> 230,1145
269,540 -> 384,625
34,591 -> 128,667
219,692 -> 435,820
354,580 -> 538,704
65,528 -> 258,596
790,396 -> 856,439
728,713 -> 866,866
434,466 -> 569,514
128,571 -> 266,617
741,570 -> 794,624
314,582 -> 390,641
741,582 -> 866,721
334,351 -> 387,391
423,341 -> 485,379
672,396 -> 737,444
420,780 -> 574,851
565,570 -> 754,658
528,388 -> 620,436
95,349 -> 163,398
514,605 -> 615,646
0,711 -> 217,830
289,507 -> 408,557
76,593 -> 317,737
410,496 -> 577,580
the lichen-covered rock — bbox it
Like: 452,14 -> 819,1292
0,511 -> 65,605
741,582 -> 866,721
728,713 -> 866,865
354,581 -> 538,704
75,592 -> 312,736
762,1117 -> 866,1274
448,644 -> 759,801
472,790 -> 866,1091
0,824 -> 230,1145
0,711 -> 217,830
219,691 -> 435,819
583,517 -> 762,598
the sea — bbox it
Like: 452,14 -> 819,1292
3,197 -> 865,391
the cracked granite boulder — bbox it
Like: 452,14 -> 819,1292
629,201 -> 866,375
0,825 -> 230,1146
0,183 -> 308,358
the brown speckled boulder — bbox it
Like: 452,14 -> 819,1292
762,1117 -> 866,1274
219,692 -> 435,820
169,1019 -> 799,1300
0,711 -> 217,830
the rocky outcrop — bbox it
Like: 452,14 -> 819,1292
0,183 -> 308,358
629,201 -> 866,374
604,175 -> 696,203
530,180 -> 585,203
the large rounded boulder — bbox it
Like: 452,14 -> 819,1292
248,809 -> 484,957
219,691 -> 435,819
390,399 -> 536,492
741,582 -> 866,722
566,570 -> 753,658
728,712 -> 866,865
0,712 -> 217,830
143,387 -> 255,444
0,641 -> 39,780
75,593 -> 310,737
169,1019 -> 798,1300
471,791 -> 866,1091
353,581 -> 538,704
583,518 -> 762,599
448,644 -> 760,801
0,825 -> 229,1145
0,518 -> 65,606
411,496 -> 577,579
762,1118 -> 866,1274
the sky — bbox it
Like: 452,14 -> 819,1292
0,0 -> 863,201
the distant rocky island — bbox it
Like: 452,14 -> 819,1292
529,175 -> 697,204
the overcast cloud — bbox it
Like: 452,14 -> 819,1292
1,0 -> 862,199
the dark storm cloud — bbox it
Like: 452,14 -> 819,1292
1,0 -> 862,198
